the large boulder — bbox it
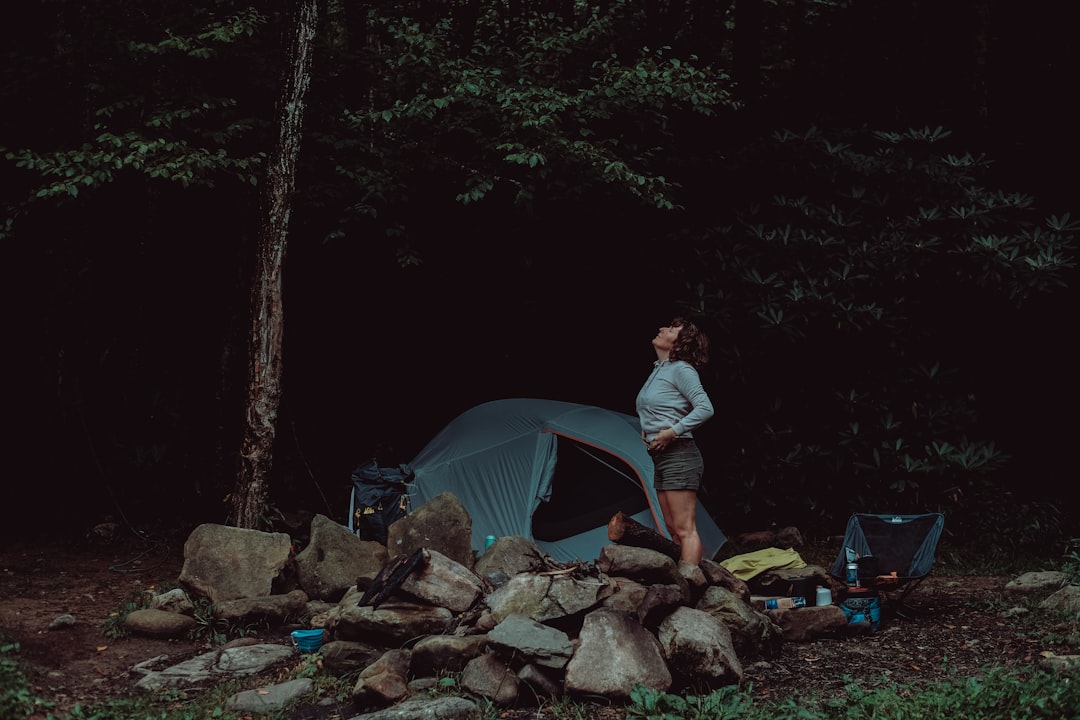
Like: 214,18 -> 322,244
387,492 -> 474,569
295,514 -> 389,601
564,608 -> 671,699
180,524 -> 293,603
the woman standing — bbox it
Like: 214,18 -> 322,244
636,317 -> 714,565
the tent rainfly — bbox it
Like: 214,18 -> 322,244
406,398 -> 727,563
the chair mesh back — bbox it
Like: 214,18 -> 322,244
830,513 -> 944,580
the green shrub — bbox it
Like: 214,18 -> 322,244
761,667 -> 1079,720
0,643 -> 52,720
626,666 -> 1079,720
1063,537 -> 1080,586
628,684 -> 750,720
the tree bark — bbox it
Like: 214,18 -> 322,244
607,512 -> 680,561
230,0 -> 319,529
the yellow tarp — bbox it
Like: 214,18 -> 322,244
719,547 -> 807,580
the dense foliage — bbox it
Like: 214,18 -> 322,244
2,0 -> 1077,545
668,125 -> 1075,537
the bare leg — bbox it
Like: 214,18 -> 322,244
657,489 -> 702,565
657,492 -> 680,551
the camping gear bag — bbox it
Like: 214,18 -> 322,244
349,459 -> 414,544
841,587 -> 881,632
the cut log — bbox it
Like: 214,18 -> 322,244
607,512 -> 680,561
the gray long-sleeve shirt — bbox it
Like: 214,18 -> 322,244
635,359 -> 715,441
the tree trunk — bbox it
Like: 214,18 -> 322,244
607,512 -> 681,561
230,0 -> 319,529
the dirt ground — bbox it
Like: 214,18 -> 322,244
0,532 -> 1074,719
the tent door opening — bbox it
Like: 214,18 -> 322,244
531,437 -> 652,542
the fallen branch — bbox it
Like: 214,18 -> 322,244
537,566 -> 581,577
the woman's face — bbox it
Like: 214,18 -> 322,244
653,323 -> 682,353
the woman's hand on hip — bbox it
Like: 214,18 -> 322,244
648,427 -> 676,453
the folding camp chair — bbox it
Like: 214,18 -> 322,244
829,513 -> 945,616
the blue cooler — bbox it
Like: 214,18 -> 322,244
841,588 -> 881,632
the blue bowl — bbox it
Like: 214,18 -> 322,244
291,629 -> 324,653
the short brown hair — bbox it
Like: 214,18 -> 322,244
669,317 -> 709,367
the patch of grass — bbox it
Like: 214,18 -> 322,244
188,596 -> 275,646
1062,537 -> 1080,586
60,695 -> 208,720
54,663 -> 319,720
628,684 -> 750,720
0,642 -> 54,720
819,666 -> 1078,720
291,650 -> 357,705
623,666 -> 1080,720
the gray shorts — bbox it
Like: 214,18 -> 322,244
652,439 -> 704,491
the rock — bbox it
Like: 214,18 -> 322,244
474,536 -> 552,580
224,677 -> 314,714
134,643 -> 295,692
124,608 -> 196,639
320,639 -> 386,675
600,577 -> 650,614
353,648 -> 412,707
657,606 -> 743,689
564,608 -> 671,699
352,694 -> 481,720
696,585 -> 783,661
1039,653 -> 1080,676
485,572 -> 615,624
1039,583 -> 1080,616
699,558 -> 751,602
398,548 -> 485,613
386,492 -> 474,569
179,524 -> 293,603
295,513 -> 388,601
213,588 -> 309,621
327,596 -> 455,644
48,614 -> 77,631
764,604 -> 848,642
637,584 -> 688,628
1003,571 -> 1068,598
517,663 -> 562,700
461,652 -> 520,705
409,634 -> 489,676
150,588 -> 195,615
597,545 -> 690,596
486,613 -> 573,670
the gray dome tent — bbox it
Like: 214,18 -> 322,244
406,398 -> 727,563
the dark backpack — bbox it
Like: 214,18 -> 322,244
348,459 -> 414,544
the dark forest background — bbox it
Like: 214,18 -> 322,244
3,0 -> 1077,553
